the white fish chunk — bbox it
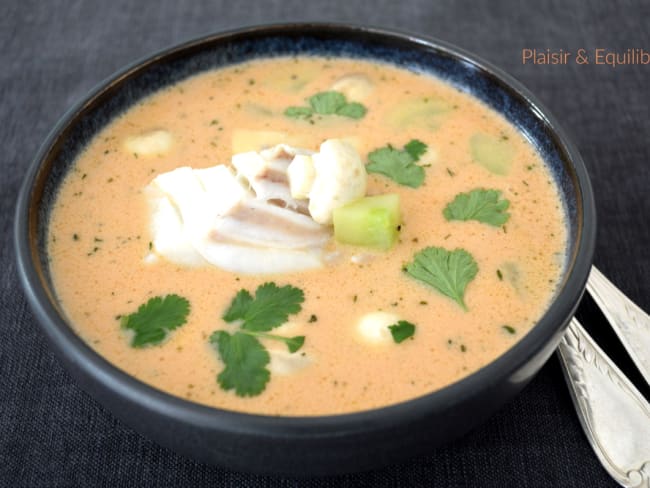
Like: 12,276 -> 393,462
233,144 -> 313,212
210,199 -> 328,249
149,165 -> 247,246
269,349 -> 312,375
308,139 -> 367,225
145,148 -> 331,273
331,74 -> 374,102
192,242 -> 324,274
357,311 -> 401,345
287,154 -> 316,199
265,322 -> 312,375
146,187 -> 205,266
232,151 -> 292,204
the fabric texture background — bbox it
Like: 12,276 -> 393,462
1,1 -> 648,486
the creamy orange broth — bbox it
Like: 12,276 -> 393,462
47,56 -> 566,415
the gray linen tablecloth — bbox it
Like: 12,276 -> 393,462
2,1 -> 648,486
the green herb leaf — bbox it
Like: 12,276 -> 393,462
443,189 -> 510,226
335,102 -> 367,119
215,283 -> 308,397
210,331 -> 270,397
285,335 -> 306,353
120,294 -> 190,347
388,320 -> 416,343
284,91 -> 367,120
239,330 -> 306,354
222,289 -> 253,322
366,139 -> 427,188
284,106 -> 313,119
404,139 -> 427,160
308,91 -> 347,114
405,247 -> 478,310
502,325 -> 517,335
222,282 -> 304,332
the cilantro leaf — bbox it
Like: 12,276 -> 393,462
405,247 -> 478,310
388,321 -> 416,343
443,189 -> 510,226
222,282 -> 304,332
366,139 -> 427,188
222,289 -> 253,322
284,106 -> 313,119
211,331 -> 270,397
284,91 -> 367,120
404,139 -> 427,160
336,102 -> 367,119
285,335 -> 305,353
215,282 -> 308,396
239,331 -> 306,353
120,294 -> 190,347
308,91 -> 346,114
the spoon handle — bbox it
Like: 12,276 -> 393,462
587,266 -> 650,388
557,318 -> 650,487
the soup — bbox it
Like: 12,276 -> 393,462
47,56 -> 566,415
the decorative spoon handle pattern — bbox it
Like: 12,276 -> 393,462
587,266 -> 650,388
558,319 -> 650,487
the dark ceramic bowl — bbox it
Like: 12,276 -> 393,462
15,23 -> 595,476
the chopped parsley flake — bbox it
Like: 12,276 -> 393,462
388,321 -> 416,343
502,325 -> 517,335
404,139 -> 427,160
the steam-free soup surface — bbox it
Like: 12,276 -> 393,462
48,56 -> 566,415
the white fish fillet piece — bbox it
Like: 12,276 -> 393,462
192,241 -> 323,274
146,155 -> 328,274
146,187 -> 206,266
233,144 -> 314,211
287,154 -> 315,199
211,199 -> 328,249
307,139 -> 367,225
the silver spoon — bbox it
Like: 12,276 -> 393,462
557,266 -> 650,487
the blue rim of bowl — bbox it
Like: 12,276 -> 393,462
14,22 -> 596,439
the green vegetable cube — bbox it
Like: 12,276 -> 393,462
470,133 -> 514,175
333,194 -> 401,250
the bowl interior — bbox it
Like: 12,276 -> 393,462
19,24 -> 593,424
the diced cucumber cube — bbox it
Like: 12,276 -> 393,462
387,98 -> 450,128
333,194 -> 401,250
470,133 -> 514,175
